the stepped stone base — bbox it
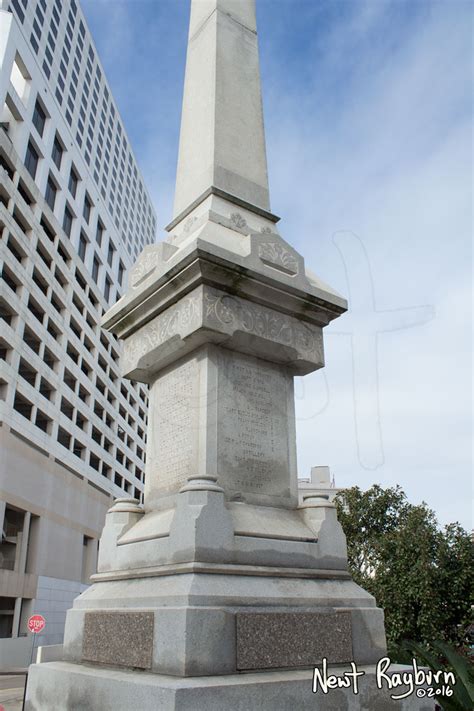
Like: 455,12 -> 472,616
25,661 -> 436,711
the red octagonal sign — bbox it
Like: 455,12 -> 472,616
27,614 -> 46,634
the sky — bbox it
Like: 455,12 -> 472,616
81,0 -> 472,530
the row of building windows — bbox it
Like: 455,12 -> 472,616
8,0 -> 156,258
24,100 -> 125,302
11,387 -> 144,495
0,145 -> 148,411
3,1 -> 149,500
1,251 -> 147,492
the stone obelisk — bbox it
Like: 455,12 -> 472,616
25,2 -> 429,708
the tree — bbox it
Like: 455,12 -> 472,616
334,485 -> 473,657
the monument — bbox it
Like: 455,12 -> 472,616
26,1 -> 434,708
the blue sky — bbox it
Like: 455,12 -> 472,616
81,0 -> 472,530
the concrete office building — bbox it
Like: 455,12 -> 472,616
0,0 -> 156,664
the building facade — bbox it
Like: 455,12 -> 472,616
0,0 -> 156,661
297,466 -> 342,504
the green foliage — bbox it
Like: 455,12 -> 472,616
400,640 -> 474,711
334,485 -> 473,657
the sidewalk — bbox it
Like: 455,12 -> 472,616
0,674 -> 26,711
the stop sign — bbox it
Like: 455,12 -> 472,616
27,614 -> 46,634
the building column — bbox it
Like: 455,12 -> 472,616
18,510 -> 31,573
0,499 -> 6,535
11,597 -> 21,638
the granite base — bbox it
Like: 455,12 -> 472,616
25,661 -> 436,711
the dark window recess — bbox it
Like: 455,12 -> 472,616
30,33 -> 39,53
75,269 -> 86,290
18,358 -> 37,386
96,220 -> 104,246
78,233 -> 88,262
47,319 -> 60,340
43,347 -> 57,371
83,194 -> 92,223
73,440 -> 85,459
13,391 -> 33,420
60,397 -> 74,420
64,369 -> 77,391
39,377 -> 54,400
92,256 -> 100,283
45,176 -> 57,211
51,294 -> 64,315
66,343 -> 79,364
57,242 -> 70,264
118,261 -> 125,286
17,179 -> 34,206
25,141 -> 39,179
107,241 -> 115,267
27,296 -> 44,324
52,135 -> 63,169
104,276 -> 111,303
40,215 -> 55,242
24,326 -> 41,354
55,267 -> 67,287
35,411 -> 51,433
32,268 -> 48,295
1,265 -> 20,293
68,167 -> 79,197
57,427 -> 71,449
90,454 -> 100,471
11,0 -> 25,23
32,99 -> 46,136
63,204 -> 73,237
69,318 -> 81,340
78,385 -> 89,404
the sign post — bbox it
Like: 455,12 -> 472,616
21,615 -> 46,711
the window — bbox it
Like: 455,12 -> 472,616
45,175 -> 57,211
52,135 -> 63,169
83,194 -> 92,223
104,276 -> 111,303
107,240 -> 115,267
78,232 -> 88,262
25,140 -> 39,179
11,0 -> 25,23
32,99 -> 46,136
63,204 -> 73,237
118,260 -> 125,286
68,166 -> 79,197
92,255 -> 100,283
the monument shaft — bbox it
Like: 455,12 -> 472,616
173,0 -> 270,219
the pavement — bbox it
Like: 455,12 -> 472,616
0,674 -> 26,711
